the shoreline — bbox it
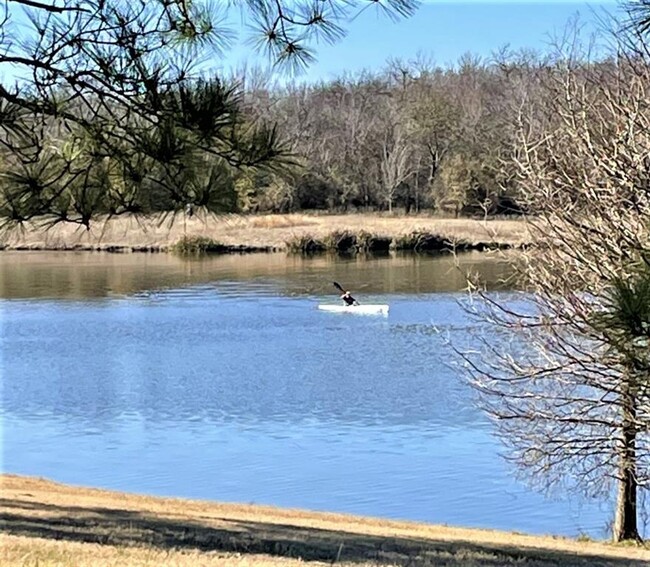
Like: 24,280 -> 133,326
0,213 -> 532,254
1,474 -> 649,566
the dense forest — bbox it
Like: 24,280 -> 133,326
2,45 -> 615,222
238,51 -> 537,216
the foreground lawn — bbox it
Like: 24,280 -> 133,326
1,474 -> 649,566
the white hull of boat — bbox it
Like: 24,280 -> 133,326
318,304 -> 389,316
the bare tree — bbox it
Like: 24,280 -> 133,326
405,65 -> 460,212
377,97 -> 414,212
461,20 -> 650,542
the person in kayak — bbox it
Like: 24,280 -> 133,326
333,281 -> 360,306
340,290 -> 359,306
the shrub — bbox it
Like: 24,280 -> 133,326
393,231 -> 453,252
172,235 -> 227,254
323,230 -> 357,253
285,235 -> 326,253
356,230 -> 392,252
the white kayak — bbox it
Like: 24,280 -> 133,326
318,304 -> 389,316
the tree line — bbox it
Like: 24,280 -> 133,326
238,51 -> 539,216
4,41 -> 632,222
1,2 -> 642,225
0,2 -> 609,225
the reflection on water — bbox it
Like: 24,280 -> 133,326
0,251 -> 616,539
0,250 -> 513,299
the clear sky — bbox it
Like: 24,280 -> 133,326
223,1 -> 620,81
2,1 -> 621,85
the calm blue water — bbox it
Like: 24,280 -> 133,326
0,252 -> 616,538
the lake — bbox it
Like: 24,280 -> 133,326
1,251 -> 616,538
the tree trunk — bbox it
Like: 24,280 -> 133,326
613,376 -> 640,542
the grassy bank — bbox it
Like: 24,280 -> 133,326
0,213 -> 532,253
1,475 -> 648,567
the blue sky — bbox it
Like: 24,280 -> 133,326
3,1 -> 620,85
223,1 -> 619,81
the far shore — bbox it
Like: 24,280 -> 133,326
1,474 -> 648,567
0,213 -> 533,253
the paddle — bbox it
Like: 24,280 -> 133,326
332,281 -> 359,305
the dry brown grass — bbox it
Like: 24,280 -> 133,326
247,214 -> 319,229
0,213 -> 532,252
1,534 -> 342,567
1,474 -> 649,567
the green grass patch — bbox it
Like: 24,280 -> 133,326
287,231 -> 393,254
393,231 -> 452,252
285,235 -> 326,253
392,231 -> 478,252
286,230 -> 488,254
323,230 -> 358,253
172,235 -> 228,254
356,230 -> 392,252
